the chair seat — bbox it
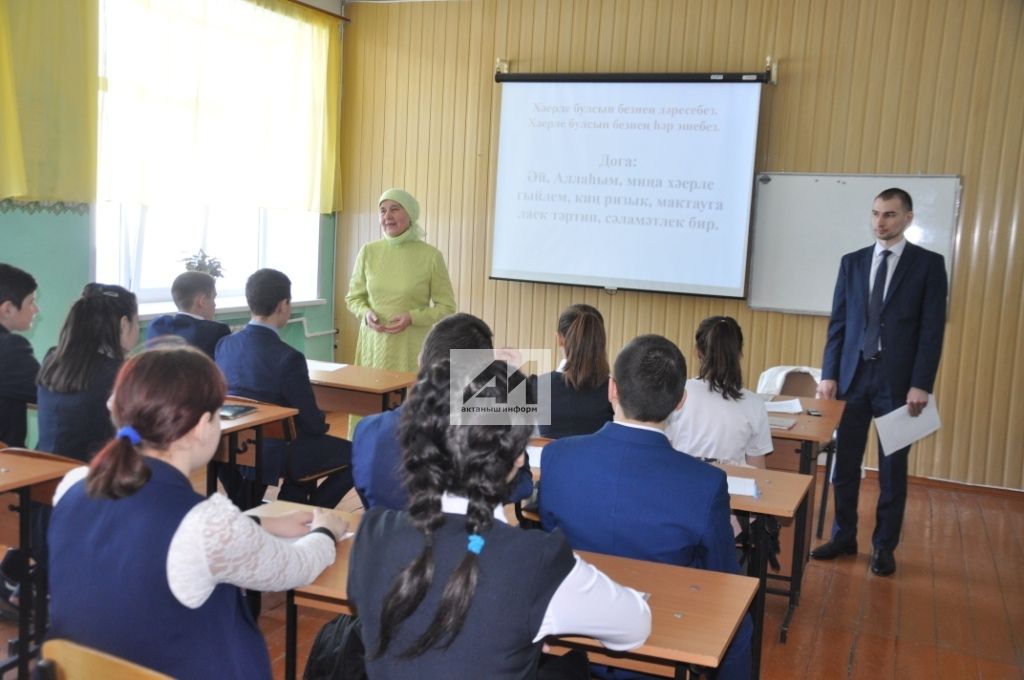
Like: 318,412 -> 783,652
294,464 -> 351,486
39,639 -> 172,679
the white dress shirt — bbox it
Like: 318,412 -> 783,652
869,237 -> 907,298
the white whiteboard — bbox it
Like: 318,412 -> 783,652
748,173 -> 960,315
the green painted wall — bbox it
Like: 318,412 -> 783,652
0,206 -> 92,357
1,204 -> 339,446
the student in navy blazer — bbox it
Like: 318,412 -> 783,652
146,271 -> 231,358
352,313 -> 533,509
813,188 -> 948,577
0,264 -> 40,448
540,334 -> 752,680
215,269 -> 353,508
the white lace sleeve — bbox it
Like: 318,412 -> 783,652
52,467 -> 89,505
167,494 -> 336,609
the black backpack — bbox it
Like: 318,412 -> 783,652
303,613 -> 367,680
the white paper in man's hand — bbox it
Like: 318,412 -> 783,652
875,395 -> 941,456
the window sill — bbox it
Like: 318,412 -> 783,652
139,297 -> 328,322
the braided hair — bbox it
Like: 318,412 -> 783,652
374,359 -> 533,658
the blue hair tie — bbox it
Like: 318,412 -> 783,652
467,534 -> 484,555
116,426 -> 142,446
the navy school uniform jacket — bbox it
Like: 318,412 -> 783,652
0,326 -> 39,447
146,313 -> 231,359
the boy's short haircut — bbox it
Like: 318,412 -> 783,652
0,263 -> 37,309
612,334 -> 687,423
171,271 -> 217,311
245,268 -> 291,317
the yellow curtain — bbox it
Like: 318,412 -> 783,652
0,0 -> 27,199
1,0 -> 98,203
249,0 -> 344,213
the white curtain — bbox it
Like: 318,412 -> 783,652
95,0 -> 333,302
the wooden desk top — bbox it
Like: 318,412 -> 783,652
769,395 -> 845,445
306,360 -> 417,395
220,398 -> 299,435
713,465 -> 812,518
567,551 -> 756,669
251,501 -> 756,671
0,450 -> 81,493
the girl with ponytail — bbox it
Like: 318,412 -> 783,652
666,316 -> 773,468
36,283 -> 139,461
47,345 -> 348,679
348,359 -> 651,679
538,303 -> 614,438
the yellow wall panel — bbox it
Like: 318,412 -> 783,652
335,0 -> 1024,489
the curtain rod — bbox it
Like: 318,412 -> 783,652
283,0 -> 350,21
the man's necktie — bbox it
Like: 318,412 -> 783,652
862,250 -> 891,358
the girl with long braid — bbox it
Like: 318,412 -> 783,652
348,359 -> 650,679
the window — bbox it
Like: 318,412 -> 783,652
94,0 -> 341,307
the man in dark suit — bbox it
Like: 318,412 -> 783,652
540,334 -> 751,680
812,188 -> 948,576
352,312 -> 533,509
0,263 -> 40,448
215,268 -> 353,508
146,271 -> 231,358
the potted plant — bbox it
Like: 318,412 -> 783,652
181,249 -> 224,278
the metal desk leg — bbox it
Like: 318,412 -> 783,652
816,444 -> 835,539
798,440 -> 818,475
747,512 -> 768,680
781,489 -> 810,642
285,590 -> 297,680
16,487 -> 31,680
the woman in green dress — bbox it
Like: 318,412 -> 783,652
345,188 -> 456,376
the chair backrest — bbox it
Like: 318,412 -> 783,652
756,365 -> 822,396
780,371 -> 818,398
39,639 -> 172,680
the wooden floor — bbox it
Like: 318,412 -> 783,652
2,468 -> 1022,679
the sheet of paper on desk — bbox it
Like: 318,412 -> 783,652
727,476 -> 760,498
875,395 -> 941,456
768,416 -> 797,430
527,445 -> 544,469
765,398 -> 803,414
306,359 -> 348,372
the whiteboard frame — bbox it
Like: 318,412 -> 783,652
747,173 -> 961,316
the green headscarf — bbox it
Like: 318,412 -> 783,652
379,187 -> 425,244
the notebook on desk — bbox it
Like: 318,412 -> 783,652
768,415 -> 797,430
219,404 -> 257,420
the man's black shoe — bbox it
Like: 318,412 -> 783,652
809,539 -> 857,560
870,548 -> 896,576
